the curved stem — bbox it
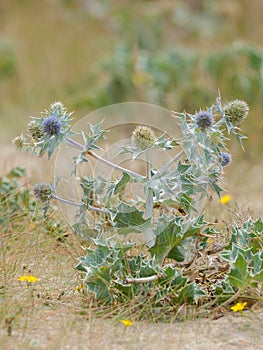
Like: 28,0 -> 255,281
66,138 -> 145,180
217,288 -> 243,307
88,205 -> 108,215
88,150 -> 145,180
211,288 -> 243,313
51,194 -> 81,207
51,194 -> 108,214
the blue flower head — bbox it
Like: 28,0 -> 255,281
43,115 -> 62,136
221,152 -> 231,167
196,111 -> 214,131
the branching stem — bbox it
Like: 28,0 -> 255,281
153,149 -> 184,178
51,194 -> 108,214
51,194 -> 81,207
66,138 -> 145,180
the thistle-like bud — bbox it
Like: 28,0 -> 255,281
223,100 -> 249,126
27,120 -> 44,141
195,111 -> 214,131
43,115 -> 62,136
12,135 -> 25,150
132,125 -> 156,150
50,101 -> 65,114
33,183 -> 52,202
220,152 -> 231,167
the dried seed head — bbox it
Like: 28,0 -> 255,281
195,111 -> 214,131
221,152 -> 231,167
33,183 -> 52,202
224,100 -> 249,126
12,135 -> 24,150
43,115 -> 62,136
132,125 -> 156,150
27,120 -> 44,141
50,101 -> 65,114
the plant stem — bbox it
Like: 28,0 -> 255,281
145,154 -> 153,220
88,151 -> 145,180
51,194 -> 108,214
88,205 -> 108,215
153,149 -> 184,178
145,154 -> 155,247
211,288 -> 243,313
51,194 -> 81,207
218,288 -> 243,307
214,117 -> 226,128
125,274 -> 164,284
65,137 -> 85,149
66,138 -> 145,180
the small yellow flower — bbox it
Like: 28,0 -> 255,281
17,275 -> 39,283
120,319 -> 134,327
74,284 -> 83,292
220,194 -> 231,204
207,238 -> 214,246
230,301 -> 247,312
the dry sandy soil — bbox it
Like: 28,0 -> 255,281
1,308 -> 263,350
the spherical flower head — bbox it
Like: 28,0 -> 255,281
221,152 -> 231,167
12,135 -> 24,150
132,125 -> 156,150
43,115 -> 62,136
28,120 -> 44,141
33,183 -> 52,202
223,100 -> 249,126
195,111 -> 214,131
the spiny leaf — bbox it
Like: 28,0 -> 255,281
113,172 -> 131,195
111,202 -> 151,234
150,216 -> 205,264
228,250 -> 249,288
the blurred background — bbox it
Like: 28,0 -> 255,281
0,0 -> 262,210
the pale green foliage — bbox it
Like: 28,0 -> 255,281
15,96 -> 263,318
221,218 -> 263,289
76,237 -> 206,306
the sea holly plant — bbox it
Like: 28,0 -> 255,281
14,96 -> 262,318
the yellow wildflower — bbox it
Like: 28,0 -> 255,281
220,194 -> 231,204
207,238 -> 214,246
230,301 -> 247,312
120,319 -> 134,327
74,284 -> 83,292
17,275 -> 39,283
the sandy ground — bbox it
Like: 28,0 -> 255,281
1,308 -> 263,350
